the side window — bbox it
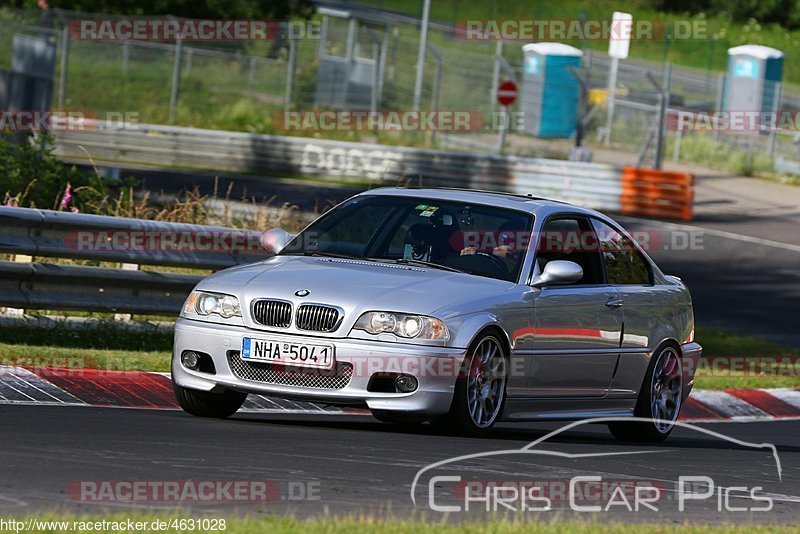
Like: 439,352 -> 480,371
536,216 -> 604,285
591,219 -> 652,285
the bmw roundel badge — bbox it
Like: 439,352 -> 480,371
295,289 -> 310,297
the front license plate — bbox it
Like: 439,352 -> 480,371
241,337 -> 335,369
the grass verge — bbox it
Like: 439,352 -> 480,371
695,326 -> 799,358
0,343 -> 170,373
0,320 -> 172,372
692,326 -> 799,390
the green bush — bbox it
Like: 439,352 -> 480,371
653,0 -> 800,29
0,133 -> 107,211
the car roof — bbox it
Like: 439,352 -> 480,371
358,187 -> 597,216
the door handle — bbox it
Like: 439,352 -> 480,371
606,298 -> 624,308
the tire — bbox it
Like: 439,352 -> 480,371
608,343 -> 683,442
371,410 -> 428,425
173,382 -> 248,419
431,332 -> 508,437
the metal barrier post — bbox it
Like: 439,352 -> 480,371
57,27 -> 69,108
378,30 -> 389,105
248,56 -> 256,92
494,56 -> 516,154
183,46 -> 193,76
285,37 -> 297,110
654,63 -> 671,170
122,41 -> 130,76
169,37 -> 183,123
363,26 -> 383,113
342,17 -> 356,106
672,121 -> 683,163
604,56 -> 619,145
413,0 -> 431,111
568,65 -> 587,149
4,254 -> 32,317
768,82 -> 782,158
113,263 -> 140,321
372,44 -> 381,113
427,43 -> 442,144
714,73 -> 724,140
490,40 -> 503,115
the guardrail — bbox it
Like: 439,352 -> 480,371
0,262 -> 200,315
52,122 -> 695,220
0,206 -> 266,269
0,206 -> 268,315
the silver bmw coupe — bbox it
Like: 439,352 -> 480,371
172,188 -> 701,440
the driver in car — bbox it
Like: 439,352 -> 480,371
460,223 -> 522,273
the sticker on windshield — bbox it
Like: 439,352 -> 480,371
414,204 -> 428,210
419,206 -> 439,217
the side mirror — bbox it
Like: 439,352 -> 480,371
532,260 -> 583,287
260,228 -> 295,254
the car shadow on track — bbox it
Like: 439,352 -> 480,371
217,412 -> 800,453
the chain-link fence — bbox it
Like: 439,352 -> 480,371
0,10 -> 293,127
3,7 -> 800,175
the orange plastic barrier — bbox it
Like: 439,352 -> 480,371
620,167 -> 694,221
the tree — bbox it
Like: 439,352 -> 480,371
654,0 -> 800,29
9,0 -> 314,19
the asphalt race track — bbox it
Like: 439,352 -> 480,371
1,405 -> 798,522
621,217 -> 800,348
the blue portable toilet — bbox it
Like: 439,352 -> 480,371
520,42 -> 583,138
724,45 -> 784,116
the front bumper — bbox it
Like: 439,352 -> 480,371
172,318 -> 466,415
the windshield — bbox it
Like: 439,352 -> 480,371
280,195 -> 533,282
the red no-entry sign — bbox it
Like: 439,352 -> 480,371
497,80 -> 518,107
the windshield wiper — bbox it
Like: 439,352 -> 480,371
383,258 -> 466,273
287,251 -> 377,261
288,252 -> 462,272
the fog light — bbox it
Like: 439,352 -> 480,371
182,351 -> 200,370
395,374 -> 418,393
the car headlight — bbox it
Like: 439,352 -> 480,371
353,311 -> 449,341
183,291 -> 241,319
